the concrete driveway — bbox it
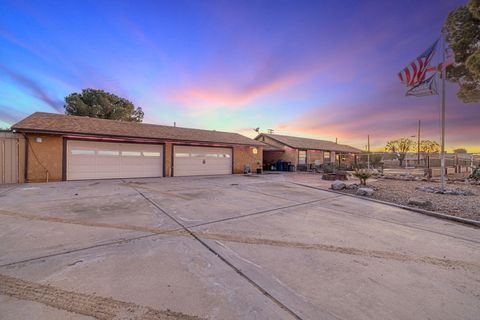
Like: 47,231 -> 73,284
0,174 -> 479,320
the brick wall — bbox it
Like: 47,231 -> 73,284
164,142 -> 172,177
233,146 -> 262,173
26,134 -> 63,182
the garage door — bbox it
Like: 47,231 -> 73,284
173,146 -> 232,177
66,140 -> 163,180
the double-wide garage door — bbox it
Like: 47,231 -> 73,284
66,141 -> 232,180
66,140 -> 163,180
173,146 -> 232,176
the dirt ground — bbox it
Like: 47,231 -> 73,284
1,174 -> 479,319
342,179 -> 480,221
287,172 -> 480,221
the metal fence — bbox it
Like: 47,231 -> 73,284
355,152 -> 479,175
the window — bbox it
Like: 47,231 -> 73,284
298,150 -> 307,165
98,150 -> 119,156
122,151 -> 141,156
144,152 -> 161,157
175,153 -> 190,158
222,154 -> 231,158
206,154 -> 218,157
71,149 -> 95,155
324,151 -> 331,163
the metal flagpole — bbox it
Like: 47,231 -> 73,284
440,30 -> 446,192
417,119 -> 421,165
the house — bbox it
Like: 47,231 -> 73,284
254,133 -> 362,170
12,112 -> 264,182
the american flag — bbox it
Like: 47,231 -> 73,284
398,40 -> 438,87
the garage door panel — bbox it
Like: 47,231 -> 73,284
67,140 -> 163,180
173,146 -> 232,177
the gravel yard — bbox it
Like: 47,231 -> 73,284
341,179 -> 480,221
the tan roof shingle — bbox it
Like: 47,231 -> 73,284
13,112 -> 264,146
257,133 -> 362,153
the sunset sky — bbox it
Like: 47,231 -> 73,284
1,0 -> 478,152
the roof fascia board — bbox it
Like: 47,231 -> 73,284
13,129 -> 262,147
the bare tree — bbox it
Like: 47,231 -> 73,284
385,138 -> 415,166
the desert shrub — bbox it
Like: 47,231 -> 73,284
352,169 -> 372,186
323,163 -> 336,174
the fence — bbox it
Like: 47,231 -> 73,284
0,131 -> 26,184
356,152 -> 479,176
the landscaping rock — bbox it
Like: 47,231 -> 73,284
346,184 -> 359,190
408,197 -> 432,207
416,186 -> 475,196
331,181 -> 346,190
356,188 -> 374,196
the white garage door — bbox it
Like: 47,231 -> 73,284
67,140 -> 163,180
173,146 -> 232,177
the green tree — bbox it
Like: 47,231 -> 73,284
385,138 -> 414,166
453,147 -> 468,153
443,0 -> 480,103
64,89 -> 144,122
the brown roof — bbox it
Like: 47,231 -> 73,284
13,112 -> 264,146
256,133 -> 362,153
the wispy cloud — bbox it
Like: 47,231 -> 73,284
0,65 -> 63,113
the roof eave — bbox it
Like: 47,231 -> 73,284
12,128 -> 264,147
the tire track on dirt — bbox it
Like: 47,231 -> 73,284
0,273 -> 203,320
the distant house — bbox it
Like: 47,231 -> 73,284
254,133 -> 362,170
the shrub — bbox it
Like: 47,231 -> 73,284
470,165 -> 480,181
323,163 -> 336,174
352,169 -> 372,186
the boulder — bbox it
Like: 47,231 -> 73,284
408,197 -> 432,207
331,181 -> 346,190
356,188 -> 374,196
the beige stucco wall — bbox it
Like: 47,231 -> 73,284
26,134 -> 63,182
233,146 -> 262,173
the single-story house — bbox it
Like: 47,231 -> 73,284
12,112 -> 264,182
254,133 -> 362,170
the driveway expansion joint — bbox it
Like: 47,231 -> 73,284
127,183 -> 305,320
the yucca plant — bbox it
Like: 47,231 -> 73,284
352,169 -> 372,186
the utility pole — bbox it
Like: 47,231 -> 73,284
367,135 -> 370,170
417,120 -> 421,165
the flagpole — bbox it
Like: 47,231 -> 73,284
440,30 -> 446,192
